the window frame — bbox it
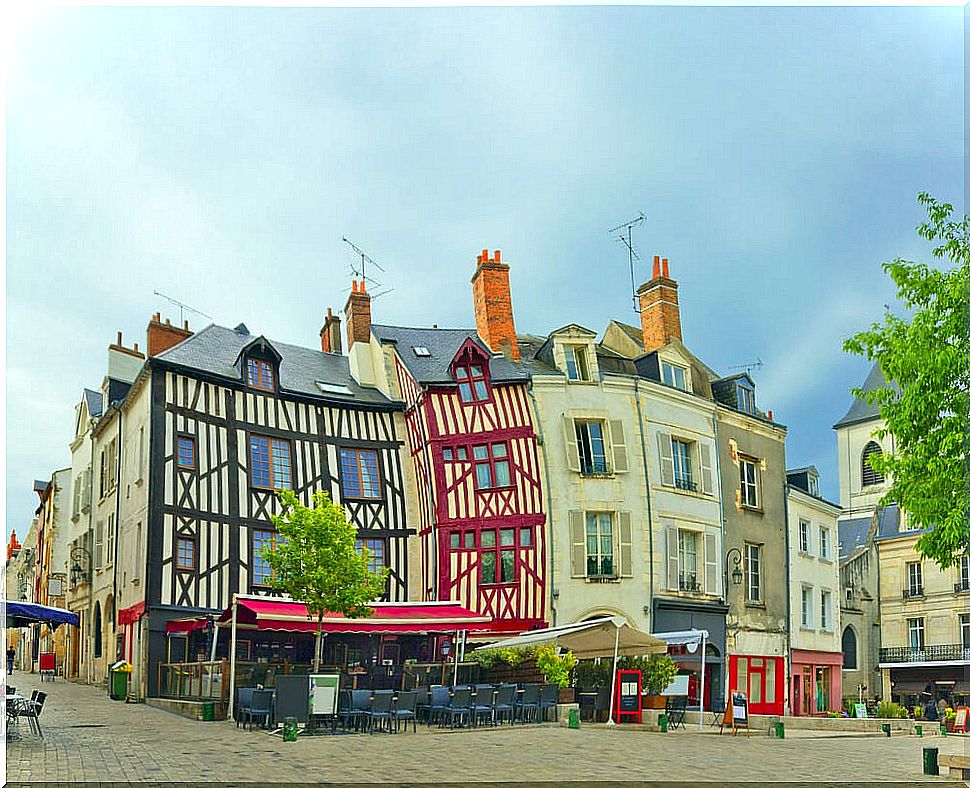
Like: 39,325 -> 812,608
961,614 -> 970,651
745,542 -> 763,604
246,357 -> 276,392
861,441 -> 885,487
677,529 -> 699,592
472,442 -> 513,490
960,555 -> 970,590
906,561 -> 923,596
251,528 -> 278,588
739,456 -> 760,509
248,434 -> 294,491
454,363 -> 490,404
564,344 -> 592,382
585,512 -> 616,579
801,585 -> 814,628
575,420 -> 609,475
479,528 -> 518,585
355,537 -> 387,574
819,526 -> 831,561
661,361 -> 688,391
737,384 -> 755,414
671,438 -> 695,492
339,448 -> 383,500
820,590 -> 832,630
175,536 -> 197,571
907,617 -> 925,650
177,434 -> 196,471
798,519 -> 811,555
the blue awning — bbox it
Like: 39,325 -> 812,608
6,601 -> 80,628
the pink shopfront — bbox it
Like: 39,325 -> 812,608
790,649 -> 843,716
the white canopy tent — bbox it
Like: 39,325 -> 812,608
651,628 -> 709,730
474,616 -> 666,725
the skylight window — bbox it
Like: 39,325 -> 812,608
316,381 -> 353,397
413,346 -> 431,357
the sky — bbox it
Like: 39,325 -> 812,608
5,5 -> 965,538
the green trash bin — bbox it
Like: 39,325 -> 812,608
774,721 -> 785,739
283,717 -> 299,742
923,747 -> 939,776
568,708 -> 580,729
202,702 -> 214,722
108,661 -> 132,701
658,714 -> 668,733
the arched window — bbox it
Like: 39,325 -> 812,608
861,441 -> 885,487
842,626 -> 857,670
93,602 -> 102,658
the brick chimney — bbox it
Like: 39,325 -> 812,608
147,313 -> 193,357
471,248 -> 520,361
344,280 -> 372,351
637,255 -> 682,353
320,307 -> 342,354
7,530 -> 20,560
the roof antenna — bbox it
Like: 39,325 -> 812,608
728,358 -> 764,376
153,290 -> 213,325
608,211 -> 646,314
341,237 -> 394,300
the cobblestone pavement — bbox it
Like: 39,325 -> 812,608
5,671 -> 967,784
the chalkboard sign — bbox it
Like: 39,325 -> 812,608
720,692 -> 750,737
275,674 -> 311,723
613,669 -> 642,724
853,703 -> 868,719
954,706 -> 968,732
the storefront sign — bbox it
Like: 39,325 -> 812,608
614,669 -> 642,724
853,703 -> 868,719
308,673 -> 340,717
954,706 -> 968,733
662,674 -> 690,696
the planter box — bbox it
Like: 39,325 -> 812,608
558,687 -> 575,704
643,694 -> 666,710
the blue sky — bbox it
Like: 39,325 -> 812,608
5,5 -> 964,536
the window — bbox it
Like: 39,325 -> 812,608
820,590 -> 832,630
106,513 -> 115,565
807,474 -> 820,496
586,513 -> 615,578
177,436 -> 196,470
481,528 -> 515,584
93,602 -> 102,658
520,527 -> 533,547
94,520 -> 104,569
907,617 -> 925,650
842,627 -> 858,669
473,443 -> 511,489
906,561 -> 923,597
677,530 -> 699,592
960,555 -> 970,591
176,537 -> 196,570
100,438 -> 118,498
355,537 -> 387,574
661,361 -> 687,391
801,586 -> 814,628
737,385 -> 755,414
671,439 -> 695,492
745,543 -> 762,603
251,529 -> 277,586
861,441 -> 884,486
740,457 -> 760,508
442,446 -> 468,462
564,345 -> 591,382
138,426 -> 145,480
249,435 -> 292,490
455,363 -> 488,403
449,530 -> 477,550
961,614 -> 970,651
575,420 -> 608,475
798,520 -> 811,554
819,526 -> 831,560
246,358 -> 275,391
412,346 -> 431,357
339,449 -> 381,499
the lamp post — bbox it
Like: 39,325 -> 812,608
724,547 -> 743,594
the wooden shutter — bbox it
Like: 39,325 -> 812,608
665,520 -> 679,590
699,443 -> 714,495
658,432 -> 675,486
618,512 -> 633,577
609,420 -> 629,473
563,416 -> 580,472
569,510 -> 586,577
704,531 -> 719,595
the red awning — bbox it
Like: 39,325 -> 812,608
165,616 -> 210,634
118,601 -> 145,626
216,597 -> 494,635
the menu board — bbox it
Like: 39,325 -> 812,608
308,674 -> 340,717
955,706 -> 968,732
731,693 -> 748,726
853,703 -> 868,719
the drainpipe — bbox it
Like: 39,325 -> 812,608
711,409 -> 728,703
526,383 -> 557,626
86,425 -> 96,686
112,407 -> 123,660
632,378 -> 655,628
783,483 -> 793,717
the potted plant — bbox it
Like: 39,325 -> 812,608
638,654 -> 679,709
945,707 -> 956,731
534,644 -> 577,702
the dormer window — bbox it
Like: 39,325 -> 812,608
807,474 -> 820,497
661,361 -> 688,391
456,364 -> 488,403
565,345 -> 591,382
247,358 -> 275,392
737,384 -> 755,414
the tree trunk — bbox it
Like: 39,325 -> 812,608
314,616 -> 323,672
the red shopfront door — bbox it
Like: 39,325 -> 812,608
729,655 -> 784,716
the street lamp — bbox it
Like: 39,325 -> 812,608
70,546 -> 92,588
725,547 -> 743,591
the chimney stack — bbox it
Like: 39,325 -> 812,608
320,307 -> 342,354
471,248 -> 520,361
637,255 -> 682,353
344,280 -> 372,351
147,312 -> 193,357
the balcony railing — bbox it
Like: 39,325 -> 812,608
955,581 -> 970,594
679,572 -> 701,593
674,477 -> 698,493
902,587 -> 924,600
880,644 -> 970,664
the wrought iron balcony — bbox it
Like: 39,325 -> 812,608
679,572 -> 701,593
955,581 -> 970,594
902,586 -> 924,600
880,644 -> 970,664
674,477 -> 698,493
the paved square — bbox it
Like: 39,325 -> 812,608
5,672 -> 966,784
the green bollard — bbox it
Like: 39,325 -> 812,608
882,723 -> 891,737
658,714 -> 668,733
915,724 -> 922,737
940,723 -> 947,737
283,717 -> 299,742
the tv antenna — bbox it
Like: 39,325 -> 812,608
341,236 -> 393,300
728,358 -> 764,376
609,211 -> 646,313
153,290 -> 213,325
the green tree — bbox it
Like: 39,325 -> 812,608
261,490 -> 389,670
844,192 -> 969,567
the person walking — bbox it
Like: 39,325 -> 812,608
7,646 -> 15,674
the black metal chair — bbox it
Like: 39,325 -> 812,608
246,689 -> 273,731
538,684 -> 558,722
424,685 -> 451,727
515,684 -> 541,723
665,696 -> 687,730
341,689 -> 372,732
20,691 -> 46,737
708,698 -> 726,727
366,690 -> 394,734
391,690 -> 418,733
445,687 -> 472,728
493,684 -> 516,725
471,685 -> 496,727
235,688 -> 255,728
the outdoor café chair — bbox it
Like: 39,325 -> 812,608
346,689 -> 372,732
367,690 -> 394,734
493,684 -> 516,725
445,687 -> 472,728
471,685 -> 496,727
246,689 -> 273,731
235,688 -> 255,729
538,685 -> 558,722
391,690 -> 418,733
515,683 -> 541,723
20,691 -> 46,737
424,685 -> 451,727
665,696 -> 687,730
708,698 -> 725,727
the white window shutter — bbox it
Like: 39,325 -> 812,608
704,531 -> 719,595
83,468 -> 92,509
658,432 -> 675,486
563,416 -> 580,472
569,510 -> 586,577
699,443 -> 714,495
618,512 -> 633,577
665,521 -> 679,591
609,420 -> 629,473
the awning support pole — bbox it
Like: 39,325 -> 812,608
606,624 -> 620,726
227,595 -> 238,722
209,622 -> 219,663
698,631 -> 707,731
452,630 -> 460,687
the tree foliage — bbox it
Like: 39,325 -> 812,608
843,192 -> 969,567
261,489 -> 388,668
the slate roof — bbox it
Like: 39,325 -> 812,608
834,363 -> 897,428
838,514 -> 873,560
154,324 -> 393,406
83,389 -> 103,418
370,324 -> 540,384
